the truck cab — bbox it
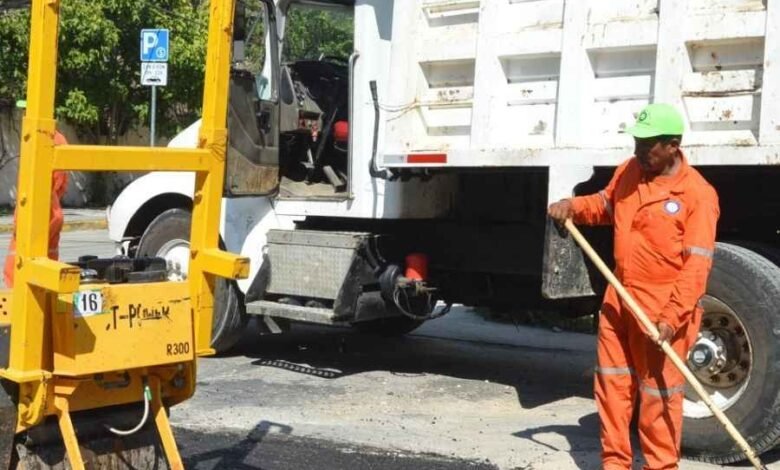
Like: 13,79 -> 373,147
109,0 -> 443,351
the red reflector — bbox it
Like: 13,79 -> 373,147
333,121 -> 349,142
405,253 -> 429,281
406,153 -> 447,164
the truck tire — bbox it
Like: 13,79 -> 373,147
682,242 -> 780,464
730,240 -> 780,268
136,208 -> 247,354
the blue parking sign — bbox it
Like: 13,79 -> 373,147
140,29 -> 170,62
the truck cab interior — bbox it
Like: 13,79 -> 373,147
227,0 -> 355,200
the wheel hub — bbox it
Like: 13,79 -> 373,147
691,311 -> 750,388
156,239 -> 191,282
689,333 -> 730,383
689,337 -> 720,370
684,296 -> 752,419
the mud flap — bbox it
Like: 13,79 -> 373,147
15,405 -> 168,470
541,218 -> 596,299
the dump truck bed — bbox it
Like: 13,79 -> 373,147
379,0 -> 780,168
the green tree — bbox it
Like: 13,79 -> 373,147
0,9 -> 31,172
0,1 -> 208,143
0,8 -> 30,106
283,7 -> 353,62
0,1 -> 354,144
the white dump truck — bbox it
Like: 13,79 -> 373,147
108,0 -> 780,463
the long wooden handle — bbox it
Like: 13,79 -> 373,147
563,219 -> 766,470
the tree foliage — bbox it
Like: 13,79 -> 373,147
0,2 -> 353,143
0,8 -> 30,106
283,7 -> 353,62
0,1 -> 207,143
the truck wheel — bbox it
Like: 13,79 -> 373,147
682,242 -> 780,464
730,240 -> 780,268
136,208 -> 247,353
352,316 -> 424,336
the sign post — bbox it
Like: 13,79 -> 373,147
140,29 -> 170,147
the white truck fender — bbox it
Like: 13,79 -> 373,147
107,172 -> 196,242
107,120 -> 202,242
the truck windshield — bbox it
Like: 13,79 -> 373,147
282,5 -> 353,64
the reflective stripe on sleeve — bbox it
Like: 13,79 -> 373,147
684,246 -> 714,259
599,190 -> 614,218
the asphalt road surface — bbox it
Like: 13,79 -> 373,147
3,230 -> 780,468
176,315 -> 779,470
177,428 -> 497,469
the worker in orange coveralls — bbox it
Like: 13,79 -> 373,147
3,100 -> 69,288
548,103 -> 720,470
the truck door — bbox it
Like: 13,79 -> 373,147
225,0 -> 281,196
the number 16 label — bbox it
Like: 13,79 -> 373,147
74,290 -> 104,317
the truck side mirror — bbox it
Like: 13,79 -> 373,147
234,2 -> 248,41
233,2 -> 248,62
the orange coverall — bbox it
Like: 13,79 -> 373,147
571,152 -> 719,469
3,131 -> 69,288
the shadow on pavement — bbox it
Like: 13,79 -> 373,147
182,420 -> 292,470
512,412 -> 602,470
231,318 -> 595,411
178,420 -> 499,470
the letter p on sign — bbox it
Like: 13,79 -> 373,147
140,29 -> 169,62
143,33 -> 157,55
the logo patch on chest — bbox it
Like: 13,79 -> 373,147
664,200 -> 682,215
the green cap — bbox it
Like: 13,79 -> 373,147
625,103 -> 685,138
15,100 -> 26,109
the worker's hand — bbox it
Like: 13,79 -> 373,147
655,322 -> 674,345
548,199 -> 574,223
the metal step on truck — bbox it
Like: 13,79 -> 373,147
108,0 -> 780,464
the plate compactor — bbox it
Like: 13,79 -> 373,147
0,1 -> 248,467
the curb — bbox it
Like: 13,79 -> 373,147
0,219 -> 108,235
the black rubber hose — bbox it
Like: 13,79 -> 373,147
369,80 -> 391,179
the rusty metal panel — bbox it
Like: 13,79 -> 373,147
225,73 -> 280,196
541,219 -> 596,299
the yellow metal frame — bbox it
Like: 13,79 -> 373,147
2,1 -> 248,468
52,282 -> 197,376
